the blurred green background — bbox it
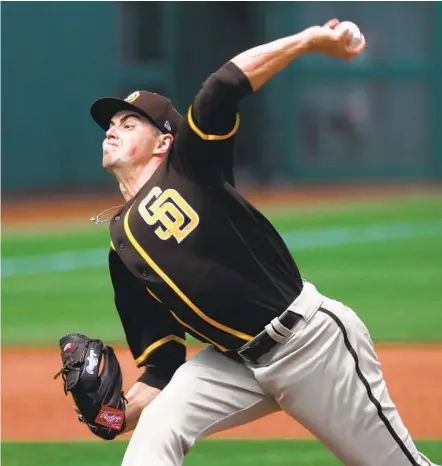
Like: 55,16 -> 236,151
3,195 -> 442,346
3,1 -> 442,196
2,1 -> 442,464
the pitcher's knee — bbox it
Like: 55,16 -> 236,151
151,423 -> 189,456
122,424 -> 188,466
122,405 -> 191,466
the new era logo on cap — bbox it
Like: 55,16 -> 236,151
164,121 -> 172,131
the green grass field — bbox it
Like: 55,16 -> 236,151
2,195 -> 442,465
3,440 -> 442,466
2,195 -> 441,346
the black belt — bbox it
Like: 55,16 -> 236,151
237,310 -> 302,364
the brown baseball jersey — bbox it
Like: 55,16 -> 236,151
108,61 -> 303,388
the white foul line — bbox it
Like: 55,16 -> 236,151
2,220 -> 441,278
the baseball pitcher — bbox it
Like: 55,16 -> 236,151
54,19 -> 438,466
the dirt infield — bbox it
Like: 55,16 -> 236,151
3,183 -> 441,226
2,344 -> 441,441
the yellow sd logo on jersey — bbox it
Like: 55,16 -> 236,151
138,187 -> 199,243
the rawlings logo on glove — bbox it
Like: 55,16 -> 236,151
95,406 -> 125,430
54,333 -> 127,440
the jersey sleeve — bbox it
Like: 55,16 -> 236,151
170,61 -> 253,185
109,249 -> 186,389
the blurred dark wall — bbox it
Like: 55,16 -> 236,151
2,2 -> 118,195
2,2 -> 441,198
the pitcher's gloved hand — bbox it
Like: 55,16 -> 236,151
54,333 -> 127,440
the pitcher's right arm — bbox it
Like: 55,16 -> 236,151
230,19 -> 366,92
172,20 -> 365,184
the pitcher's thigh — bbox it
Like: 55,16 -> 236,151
122,347 -> 278,466
313,305 -> 434,465
261,302 -> 434,465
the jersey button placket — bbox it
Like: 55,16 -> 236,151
142,270 -> 149,277
119,242 -> 125,249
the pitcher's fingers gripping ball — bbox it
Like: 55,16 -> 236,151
54,333 -> 127,440
334,20 -> 363,48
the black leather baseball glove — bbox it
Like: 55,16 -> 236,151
54,333 -> 127,440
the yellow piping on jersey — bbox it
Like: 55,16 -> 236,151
146,287 -> 163,303
187,106 -> 240,141
170,311 -> 228,353
135,335 -> 186,366
145,288 -> 227,352
124,204 -> 253,342
110,240 -> 116,251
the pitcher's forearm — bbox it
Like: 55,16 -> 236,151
230,29 -> 312,92
124,382 -> 161,433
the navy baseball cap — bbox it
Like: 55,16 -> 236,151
90,90 -> 183,136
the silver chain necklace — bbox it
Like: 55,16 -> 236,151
89,205 -> 124,224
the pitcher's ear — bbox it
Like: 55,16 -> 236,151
153,134 -> 174,156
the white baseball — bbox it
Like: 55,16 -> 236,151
335,21 -> 362,48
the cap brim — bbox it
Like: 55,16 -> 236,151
90,97 -> 148,131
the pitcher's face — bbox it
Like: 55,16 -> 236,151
102,110 -> 160,171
